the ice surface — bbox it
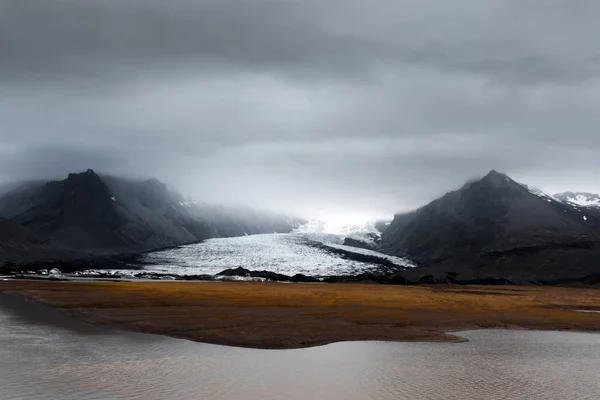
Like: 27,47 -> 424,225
105,233 -> 416,277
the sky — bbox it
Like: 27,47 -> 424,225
1,0 -> 600,220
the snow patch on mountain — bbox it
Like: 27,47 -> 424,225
522,186 -> 600,212
554,192 -> 600,208
522,185 -> 562,203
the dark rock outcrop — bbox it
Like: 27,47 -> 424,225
216,267 -> 314,282
342,237 -> 377,250
308,241 -> 408,274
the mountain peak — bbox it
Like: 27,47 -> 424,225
476,170 -> 524,191
459,170 -> 517,192
382,169 -> 600,282
145,177 -> 168,189
66,169 -> 101,183
482,169 -> 509,181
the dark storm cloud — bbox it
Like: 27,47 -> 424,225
0,0 -> 385,82
3,0 -> 599,84
2,0 -> 600,218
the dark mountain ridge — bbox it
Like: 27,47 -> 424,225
382,170 -> 600,282
0,170 -> 304,265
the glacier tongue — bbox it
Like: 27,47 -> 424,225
134,233 -> 414,277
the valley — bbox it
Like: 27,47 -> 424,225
2,169 -> 600,286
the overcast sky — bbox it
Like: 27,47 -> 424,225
1,0 -> 600,219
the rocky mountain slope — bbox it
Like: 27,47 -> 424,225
381,170 -> 600,283
0,170 -> 303,264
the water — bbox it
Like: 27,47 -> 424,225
82,233 -> 414,278
2,294 -> 600,399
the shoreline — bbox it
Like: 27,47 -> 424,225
1,281 -> 600,349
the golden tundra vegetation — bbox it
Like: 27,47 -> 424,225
2,281 -> 600,348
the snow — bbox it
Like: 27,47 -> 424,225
524,186 -> 562,203
528,187 -> 600,214
566,194 -> 600,207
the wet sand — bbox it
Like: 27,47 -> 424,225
1,280 -> 600,349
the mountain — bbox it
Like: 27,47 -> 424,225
554,192 -> 600,208
0,217 -> 45,256
381,170 -> 600,282
0,170 -> 304,264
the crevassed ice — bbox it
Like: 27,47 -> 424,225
133,233 -> 415,277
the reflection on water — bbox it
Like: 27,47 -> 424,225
1,294 -> 600,400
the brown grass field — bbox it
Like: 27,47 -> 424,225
2,281 -> 600,348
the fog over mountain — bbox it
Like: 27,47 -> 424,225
2,0 -> 600,219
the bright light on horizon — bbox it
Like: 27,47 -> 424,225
295,212 -> 388,235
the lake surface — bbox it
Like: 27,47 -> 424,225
2,294 -> 600,400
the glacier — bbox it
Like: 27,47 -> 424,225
80,221 -> 415,278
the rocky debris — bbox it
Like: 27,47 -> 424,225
322,273 -> 407,284
216,267 -> 317,282
9,263 -> 600,286
342,233 -> 381,251
0,254 -> 142,275
307,241 -> 408,274
291,274 -> 320,283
